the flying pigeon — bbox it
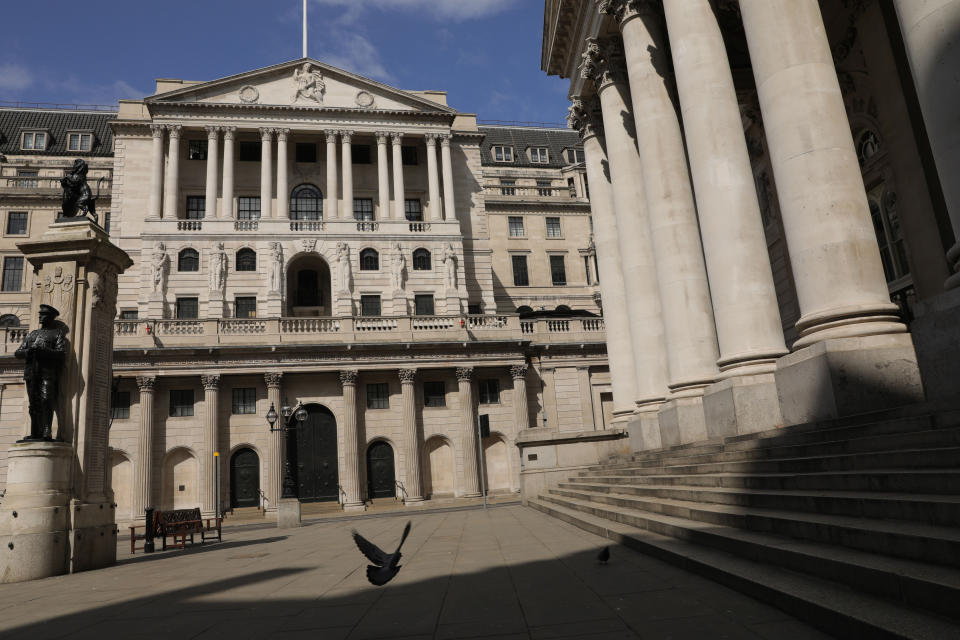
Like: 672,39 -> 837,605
352,520 -> 412,586
597,546 -> 610,564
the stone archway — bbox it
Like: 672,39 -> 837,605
161,448 -> 198,510
230,447 -> 260,508
423,436 -> 454,498
293,404 -> 339,502
482,435 -> 510,494
286,254 -> 332,316
366,440 -> 396,499
108,450 -> 132,521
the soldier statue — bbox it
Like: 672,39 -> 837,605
15,305 -> 68,441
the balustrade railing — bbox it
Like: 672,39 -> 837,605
520,321 -> 535,334
115,321 -> 138,336
355,317 -> 397,332
220,319 -> 266,334
581,318 -> 605,331
234,220 -> 259,231
3,177 -> 111,190
289,220 -> 323,232
483,185 -> 579,199
177,220 -> 202,231
412,316 -> 456,331
154,320 -> 203,335
5,327 -> 26,345
466,315 -> 508,329
280,318 -> 340,333
356,222 -> 378,232
408,222 -> 431,232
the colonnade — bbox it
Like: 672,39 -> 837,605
574,0 -> 923,440
147,125 -> 457,222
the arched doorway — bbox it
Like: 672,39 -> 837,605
482,435 -> 510,494
423,436 -> 454,498
366,441 -> 396,499
230,448 -> 260,508
286,254 -> 332,316
293,404 -> 339,502
161,448 -> 197,510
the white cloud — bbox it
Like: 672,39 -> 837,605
310,0 -> 513,22
0,63 -> 33,91
316,33 -> 394,83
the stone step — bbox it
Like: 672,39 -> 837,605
528,497 -> 960,639
557,481 -> 960,527
545,488 -> 960,567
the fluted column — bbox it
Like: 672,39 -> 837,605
204,126 -> 219,218
264,372 -> 283,509
457,367 -> 481,497
425,134 -> 442,220
325,130 -> 339,218
376,132 -> 391,219
276,128 -> 289,219
440,134 -> 456,221
148,125 -> 164,219
260,128 -> 273,220
341,131 -> 354,220
221,127 -> 235,218
200,375 -> 220,517
399,369 -> 424,502
339,370 -> 364,509
510,365 -> 530,430
391,133 -> 406,219
162,125 -> 182,219
133,376 -> 156,518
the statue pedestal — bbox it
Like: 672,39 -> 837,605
265,292 -> 283,318
277,498 -> 301,528
208,291 -> 225,318
147,292 -> 164,319
335,293 -> 353,317
391,292 -> 407,316
444,294 -> 461,315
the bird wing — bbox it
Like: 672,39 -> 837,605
352,530 -> 390,566
394,521 -> 412,555
366,564 -> 400,586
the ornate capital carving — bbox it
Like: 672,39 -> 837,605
204,125 -> 220,139
580,37 -> 627,89
439,134 -> 452,148
201,374 -> 221,390
375,131 -> 390,144
599,0 -> 661,24
259,127 -> 274,141
222,126 -> 236,141
398,368 -> 417,383
424,133 -> 439,145
391,132 -> 404,146
339,369 -> 358,386
510,364 -> 528,380
276,128 -> 290,142
568,95 -> 604,140
455,366 -> 474,382
150,124 -> 165,139
324,129 -> 339,141
136,375 -> 156,392
166,124 -> 183,139
264,372 -> 283,389
339,130 -> 353,143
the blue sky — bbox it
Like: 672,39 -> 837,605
0,0 -> 571,125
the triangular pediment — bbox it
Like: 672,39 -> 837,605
145,58 -> 456,114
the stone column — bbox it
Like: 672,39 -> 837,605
739,0 -> 923,424
510,364 -> 530,430
457,367 -> 481,497
200,375 -> 220,517
221,127 -> 235,218
392,133 -> 406,220
162,124 -> 182,220
259,128 -> 273,220
376,132 -> 391,219
399,369 -> 424,503
339,370 -> 365,510
893,0 -> 960,288
148,125 -> 164,219
325,130 -> 339,219
276,128 -> 290,219
440,134 -> 456,221
662,0 -> 787,436
203,126 -> 219,218
425,134 -> 442,220
264,372 -> 283,510
132,375 -> 156,518
341,131 -> 354,220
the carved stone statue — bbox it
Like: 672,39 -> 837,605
60,158 -> 104,219
442,243 -> 457,291
210,242 -> 226,292
337,242 -> 351,293
270,242 -> 283,293
391,242 -> 405,292
152,242 -> 169,295
15,305 -> 68,441
293,63 -> 325,103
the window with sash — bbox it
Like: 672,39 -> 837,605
550,255 -> 567,286
295,143 -> 317,163
530,147 -> 549,163
290,184 -> 322,220
423,381 -> 446,407
235,296 -> 257,318
366,383 -> 389,409
186,196 -> 205,220
360,295 -> 382,316
3,256 -> 24,292
511,255 -> 529,286
401,146 -> 418,165
404,199 -> 423,221
238,197 -> 261,220
478,379 -> 500,405
236,248 -> 256,272
492,145 -> 513,162
360,248 -> 379,271
169,389 -> 195,417
231,388 -> 257,414
21,132 -> 46,150
508,216 -> 524,237
546,217 -> 562,238
176,297 -> 198,319
178,248 -> 199,272
110,390 -> 131,420
414,294 -> 435,316
500,179 -> 516,196
412,248 -> 431,270
6,212 -> 27,236
188,139 -> 207,160
68,133 -> 93,152
354,198 -> 374,221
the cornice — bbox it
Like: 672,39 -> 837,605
146,100 -> 456,122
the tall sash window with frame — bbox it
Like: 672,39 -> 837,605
231,388 -> 257,414
185,196 -> 205,220
238,197 -> 261,220
290,184 -> 322,220
511,254 -> 529,286
404,199 -> 423,221
550,255 -> 567,286
354,198 -> 374,221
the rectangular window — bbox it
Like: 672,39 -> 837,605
492,145 -> 513,162
500,179 -> 516,196
238,141 -> 261,162
235,296 -> 257,318
366,383 -> 389,409
188,139 -> 207,160
546,217 -> 562,238
567,148 -> 585,164
467,303 -> 482,315
2,257 -> 24,292
103,211 -> 111,234
508,216 -> 524,237
186,196 -> 205,220
352,144 -> 372,164
401,146 -> 418,165
478,379 -> 500,405
354,198 -> 374,221
550,255 -> 567,286
6,212 -> 27,236
119,310 -> 138,320
21,132 -> 46,150
404,199 -> 423,221
423,381 -> 446,408
530,147 -> 549,163
238,197 -> 261,220
360,295 -> 382,316
68,133 -> 93,152
169,389 -> 195,417
176,297 -> 198,319
512,255 -> 529,287
231,388 -> 257,415
110,390 -> 131,420
15,170 -> 38,188
414,294 -> 435,316
295,143 -> 317,163
537,180 -> 553,197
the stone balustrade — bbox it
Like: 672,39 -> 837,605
483,184 -> 584,200
146,217 -> 459,235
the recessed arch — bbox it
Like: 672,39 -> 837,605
359,248 -> 379,271
0,314 -> 20,327
481,432 -> 511,494
290,183 -> 323,220
422,435 -> 454,498
230,447 -> 261,508
178,248 -> 199,272
236,247 -> 257,272
412,248 -> 431,271
161,446 -> 198,510
108,449 -> 133,521
366,439 -> 396,499
286,253 -> 332,316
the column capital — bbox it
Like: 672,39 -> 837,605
324,129 -> 339,141
510,364 -> 528,380
276,128 -> 290,142
455,366 -> 474,382
136,375 -> 157,391
580,37 -> 627,89
391,132 -> 404,146
568,95 -> 604,140
222,126 -> 237,141
340,130 -> 354,143
259,127 -> 274,141
166,124 -> 183,139
375,131 -> 390,144
264,372 -> 283,389
439,133 -> 452,147
204,125 -> 220,138
398,368 -> 417,383
424,133 -> 440,145
339,369 -> 358,386
150,124 -> 165,139
598,0 -> 661,25
201,374 -> 221,390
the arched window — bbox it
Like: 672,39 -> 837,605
360,248 -> 379,271
412,248 -> 431,271
236,248 -> 256,272
856,129 -> 881,165
178,248 -> 199,272
0,314 -> 20,327
555,305 -> 572,314
290,184 -> 322,220
516,305 -> 533,315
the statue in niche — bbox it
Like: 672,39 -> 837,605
210,242 -> 227,292
15,304 -> 68,441
152,242 -> 169,295
293,63 -> 325,104
270,242 -> 283,293
59,158 -> 105,220
336,242 -> 351,293
442,243 -> 457,291
391,242 -> 405,292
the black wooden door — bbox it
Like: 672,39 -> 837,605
230,448 -> 260,508
366,441 -> 395,499
295,405 -> 339,502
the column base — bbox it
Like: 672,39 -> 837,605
774,333 -> 924,427
703,372 -> 782,439
658,396 -> 708,445
277,498 -> 302,528
461,492 -> 482,498
342,501 -> 366,512
403,497 -> 425,506
910,286 -> 960,402
68,498 -> 118,574
625,407 -> 662,451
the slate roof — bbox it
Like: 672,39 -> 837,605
0,108 -> 115,157
478,126 -> 582,169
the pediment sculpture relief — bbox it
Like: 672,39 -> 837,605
293,63 -> 325,104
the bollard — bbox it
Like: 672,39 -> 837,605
143,507 -> 156,553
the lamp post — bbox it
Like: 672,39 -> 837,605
267,400 -> 298,499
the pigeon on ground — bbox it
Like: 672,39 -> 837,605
352,520 -> 412,586
597,546 -> 610,564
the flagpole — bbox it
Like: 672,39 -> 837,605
302,0 -> 308,58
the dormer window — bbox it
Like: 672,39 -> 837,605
565,148 -> 585,164
21,132 -> 47,151
530,147 -> 549,163
492,145 -> 513,162
67,133 -> 94,152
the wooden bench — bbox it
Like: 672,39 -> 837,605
128,508 -> 222,553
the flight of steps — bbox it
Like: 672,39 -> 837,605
529,406 -> 960,639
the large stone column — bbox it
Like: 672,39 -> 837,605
457,367 -> 481,497
376,132 -> 391,219
221,127 -> 235,218
259,128 -> 273,220
663,0 -> 787,437
200,375 -> 220,517
276,129 -> 289,219
162,124 -> 182,219
203,126 -> 219,218
339,370 -> 365,510
425,134 -> 442,221
399,369 -> 424,503
264,372 -> 283,511
132,375 -> 156,518
392,133 -> 406,220
148,125 -> 164,219
325,130 -> 339,219
440,134 -> 456,221
739,0 -> 923,423
510,364 -> 530,430
341,131 -> 354,220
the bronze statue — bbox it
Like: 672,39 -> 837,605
60,158 -> 104,219
15,305 -> 68,441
